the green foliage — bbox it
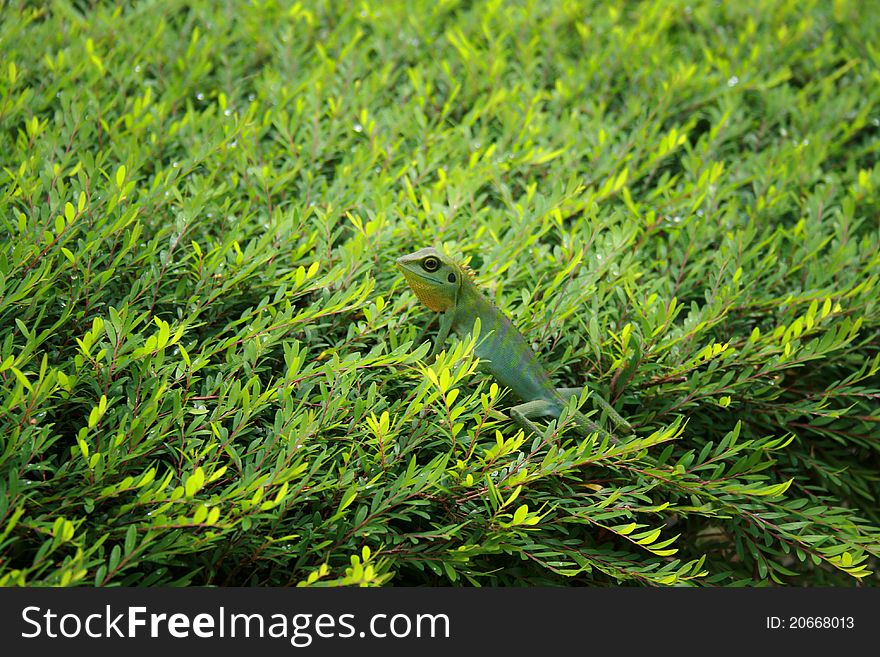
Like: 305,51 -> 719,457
0,0 -> 878,586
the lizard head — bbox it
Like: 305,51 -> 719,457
396,247 -> 467,312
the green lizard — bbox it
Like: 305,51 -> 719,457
397,247 -> 633,443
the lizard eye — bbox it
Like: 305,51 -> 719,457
422,256 -> 440,272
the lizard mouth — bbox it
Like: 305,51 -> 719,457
398,266 -> 451,312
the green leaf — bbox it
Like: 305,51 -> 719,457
185,468 -> 205,497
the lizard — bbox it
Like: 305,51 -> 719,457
396,247 -> 633,443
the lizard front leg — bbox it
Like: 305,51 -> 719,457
414,312 -> 454,363
412,312 -> 440,352
429,311 -> 454,358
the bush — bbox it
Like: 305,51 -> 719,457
0,0 -> 877,586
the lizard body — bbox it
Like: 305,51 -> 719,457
397,247 -> 632,443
